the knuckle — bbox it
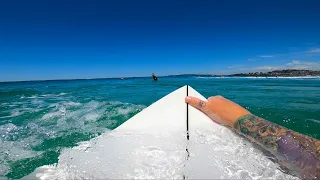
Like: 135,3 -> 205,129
208,95 -> 223,101
208,96 -> 216,101
215,95 -> 223,99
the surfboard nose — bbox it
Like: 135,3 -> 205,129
115,85 -> 189,133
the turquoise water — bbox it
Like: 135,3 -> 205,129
1,76 -> 320,179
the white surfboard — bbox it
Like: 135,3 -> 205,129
24,86 -> 296,179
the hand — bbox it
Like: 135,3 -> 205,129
185,95 -> 251,127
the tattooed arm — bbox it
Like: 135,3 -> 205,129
234,114 -> 319,179
185,95 -> 320,179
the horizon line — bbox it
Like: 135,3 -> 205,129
0,73 -> 225,83
2,69 -> 319,83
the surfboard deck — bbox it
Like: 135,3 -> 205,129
24,86 -> 296,179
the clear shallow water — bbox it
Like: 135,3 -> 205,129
0,76 -> 319,179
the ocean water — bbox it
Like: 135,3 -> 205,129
0,76 -> 319,179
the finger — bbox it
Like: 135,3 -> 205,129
185,96 -> 209,114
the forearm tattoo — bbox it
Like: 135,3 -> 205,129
234,114 -> 320,179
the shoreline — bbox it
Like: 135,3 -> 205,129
198,76 -> 320,78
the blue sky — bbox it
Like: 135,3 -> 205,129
1,0 -> 320,81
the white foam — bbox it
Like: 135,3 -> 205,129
307,118 -> 320,124
42,101 -> 82,121
40,93 -> 67,98
63,102 -> 81,107
64,101 -> 105,123
27,95 -> 38,99
35,100 -> 144,136
11,109 -> 21,116
41,111 -> 63,120
105,102 -> 145,120
31,99 -> 45,105
0,123 -> 19,134
22,164 -> 64,180
0,132 -> 40,176
82,112 -> 100,122
1,97 -> 145,178
116,106 -> 136,116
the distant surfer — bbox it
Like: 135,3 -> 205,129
152,73 -> 158,81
